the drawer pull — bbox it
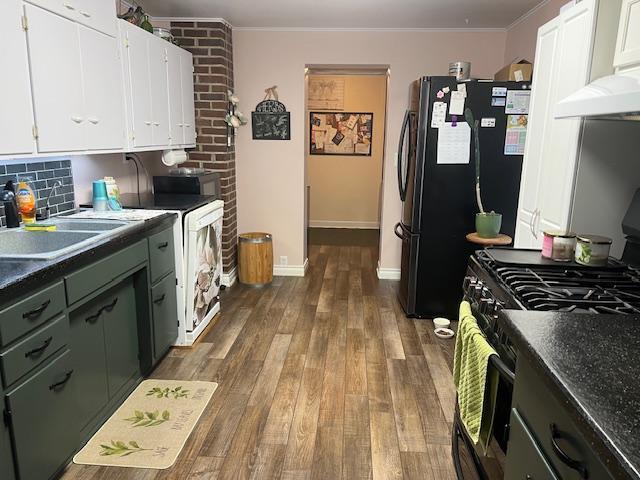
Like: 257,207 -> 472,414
157,242 -> 169,250
49,369 -> 74,391
85,297 -> 119,323
22,300 -> 51,320
153,294 -> 166,304
25,336 -> 53,358
550,423 -> 589,479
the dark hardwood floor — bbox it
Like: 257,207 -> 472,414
61,237 -> 482,479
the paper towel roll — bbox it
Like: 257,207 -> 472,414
162,149 -> 188,166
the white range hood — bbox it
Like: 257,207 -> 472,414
555,70 -> 640,119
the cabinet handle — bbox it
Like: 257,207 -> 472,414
25,336 -> 53,358
88,117 -> 100,125
157,241 -> 169,250
549,424 -> 589,478
153,121 -> 160,126
153,294 -> 166,304
85,297 -> 119,323
22,300 -> 51,319
80,10 -> 91,17
178,123 -> 184,127
185,124 -> 191,128
71,116 -> 84,124
144,121 -> 152,126
63,1 -> 75,10
49,369 -> 74,391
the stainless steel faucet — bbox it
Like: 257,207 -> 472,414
43,180 -> 63,219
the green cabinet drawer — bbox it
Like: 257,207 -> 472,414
152,272 -> 178,360
69,297 -> 109,430
148,227 -> 175,284
0,386 -> 16,480
0,281 -> 65,346
7,349 -> 78,480
0,314 -> 68,387
103,277 -> 140,397
513,360 -> 615,480
65,239 -> 147,305
505,409 -> 559,480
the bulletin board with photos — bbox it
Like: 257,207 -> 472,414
309,112 -> 373,156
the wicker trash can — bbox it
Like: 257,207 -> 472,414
238,232 -> 273,287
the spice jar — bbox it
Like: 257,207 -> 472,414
575,235 -> 612,267
542,231 -> 576,262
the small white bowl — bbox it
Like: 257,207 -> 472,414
433,317 -> 451,329
434,327 -> 455,339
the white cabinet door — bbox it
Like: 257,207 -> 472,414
180,49 -> 196,146
0,0 -> 35,156
148,39 -> 170,146
122,22 -> 153,148
79,26 -> 124,151
75,0 -> 117,37
25,0 -> 78,24
537,1 -> 596,240
167,44 -> 185,146
514,17 -> 562,248
614,0 -> 640,69
25,4 -> 85,153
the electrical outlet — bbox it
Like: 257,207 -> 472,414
280,256 -> 288,266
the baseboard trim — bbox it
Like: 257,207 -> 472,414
274,259 -> 308,277
309,220 -> 380,229
377,263 -> 401,280
222,266 -> 237,287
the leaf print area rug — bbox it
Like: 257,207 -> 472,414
73,379 -> 217,469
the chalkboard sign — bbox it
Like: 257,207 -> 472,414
251,99 -> 291,140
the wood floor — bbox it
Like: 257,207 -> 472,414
61,240 -> 471,480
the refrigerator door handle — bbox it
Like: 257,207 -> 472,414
397,110 -> 410,201
394,222 -> 405,240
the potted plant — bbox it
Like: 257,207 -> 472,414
464,108 -> 502,238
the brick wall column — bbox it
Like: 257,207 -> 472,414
170,21 -> 237,273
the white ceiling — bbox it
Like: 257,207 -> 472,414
139,0 -> 547,29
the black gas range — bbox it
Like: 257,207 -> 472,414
454,246 -> 640,480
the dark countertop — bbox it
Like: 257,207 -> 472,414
81,193 -> 218,212
0,212 -> 176,306
499,310 -> 640,480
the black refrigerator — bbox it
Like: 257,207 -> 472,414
396,76 -> 531,318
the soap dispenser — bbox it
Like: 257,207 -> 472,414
2,181 -> 21,228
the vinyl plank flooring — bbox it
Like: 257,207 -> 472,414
62,234 -> 466,480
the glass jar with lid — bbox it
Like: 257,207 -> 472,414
542,230 -> 576,261
575,235 -> 612,266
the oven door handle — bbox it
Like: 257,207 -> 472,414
490,355 -> 515,385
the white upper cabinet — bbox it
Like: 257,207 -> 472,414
119,20 -> 196,150
614,0 -> 640,69
148,39 -> 171,146
180,48 -> 197,146
26,0 -> 116,36
0,0 -> 35,156
515,0 -> 597,248
79,25 -> 125,151
26,3 -> 86,153
120,21 -> 153,148
167,45 -> 184,146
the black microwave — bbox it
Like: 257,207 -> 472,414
153,171 -> 220,196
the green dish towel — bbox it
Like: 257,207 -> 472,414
453,301 -> 499,454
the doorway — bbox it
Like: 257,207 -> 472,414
304,66 -> 389,260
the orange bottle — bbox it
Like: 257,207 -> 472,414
16,178 -> 36,224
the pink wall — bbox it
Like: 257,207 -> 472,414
234,29 -> 507,272
504,0 -> 569,63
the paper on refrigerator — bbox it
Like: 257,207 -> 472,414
431,102 -> 447,128
449,91 -> 466,115
437,122 -> 471,165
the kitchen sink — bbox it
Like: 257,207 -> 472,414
0,218 -> 134,260
48,219 -> 128,231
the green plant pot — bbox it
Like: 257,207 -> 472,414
476,212 -> 502,239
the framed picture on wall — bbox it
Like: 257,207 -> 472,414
309,112 -> 373,156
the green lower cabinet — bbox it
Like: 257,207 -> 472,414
6,349 -> 78,480
102,277 -> 140,397
69,299 -> 109,430
152,273 -> 178,360
1,387 -> 16,480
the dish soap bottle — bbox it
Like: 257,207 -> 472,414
16,177 -> 36,224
